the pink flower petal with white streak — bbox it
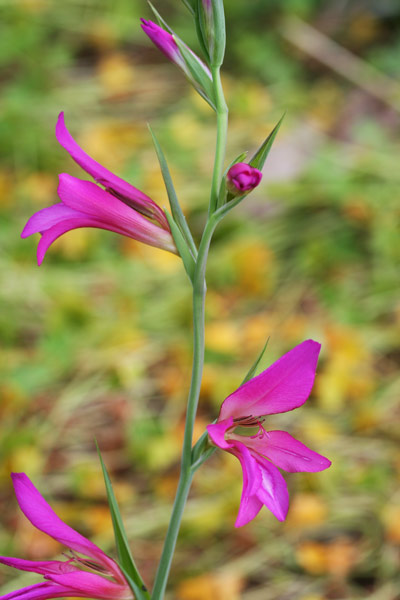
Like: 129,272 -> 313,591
219,340 -> 321,420
231,444 -> 289,526
245,430 -> 332,473
56,112 -> 168,229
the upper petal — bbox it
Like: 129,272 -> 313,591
253,455 -> 289,522
56,112 -> 168,228
10,474 -> 119,578
246,430 -> 332,473
219,340 -> 321,420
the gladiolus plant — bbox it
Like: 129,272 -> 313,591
7,1 -> 332,599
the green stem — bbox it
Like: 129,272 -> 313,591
150,218 -> 218,600
151,66 -> 228,600
209,66 -> 228,215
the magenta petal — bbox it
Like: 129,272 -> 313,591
10,474 -> 115,574
21,204 -> 83,238
220,340 -> 321,420
55,113 -> 168,228
57,174 -> 176,253
247,430 -> 331,473
0,582 -> 84,600
231,445 -> 263,527
0,557 -> 75,576
36,216 -> 110,265
46,571 -> 127,600
253,455 -> 289,521
207,418 -> 234,450
140,20 -> 181,64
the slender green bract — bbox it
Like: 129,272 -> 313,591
97,445 -> 150,600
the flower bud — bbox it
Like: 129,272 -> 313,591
140,19 -> 183,66
198,0 -> 226,67
226,163 -> 263,195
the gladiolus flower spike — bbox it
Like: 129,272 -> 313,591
21,112 -> 176,265
207,340 -> 331,527
0,473 -> 133,600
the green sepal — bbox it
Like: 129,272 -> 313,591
165,211 -> 196,282
148,124 -> 197,258
249,113 -> 285,170
195,0 -> 225,68
194,0 -> 211,64
241,338 -> 270,385
174,36 -> 216,110
191,429 -> 216,472
96,444 -> 150,600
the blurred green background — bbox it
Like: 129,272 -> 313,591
1,0 -> 400,598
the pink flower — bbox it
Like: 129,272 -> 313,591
21,113 -> 176,265
0,473 -> 133,600
207,340 -> 331,527
226,163 -> 263,194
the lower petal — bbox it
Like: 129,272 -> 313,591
46,571 -> 129,600
254,456 -> 289,521
250,430 -> 332,473
21,204 -> 82,238
230,445 -> 263,527
36,217 -> 114,265
0,582 -> 89,600
0,557 -> 75,575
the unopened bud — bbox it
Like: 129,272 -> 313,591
226,163 -> 263,195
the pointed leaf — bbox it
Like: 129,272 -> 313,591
148,124 -> 197,257
147,2 -> 174,32
165,211 -> 195,281
249,114 -> 285,170
96,446 -> 150,600
241,338 -> 270,385
181,0 -> 195,13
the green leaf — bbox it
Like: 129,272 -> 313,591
249,113 -> 285,170
165,211 -> 196,282
181,0 -> 195,13
148,124 -> 197,258
147,2 -> 174,32
96,445 -> 150,600
241,338 -> 270,385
